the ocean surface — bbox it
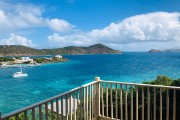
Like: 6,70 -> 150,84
0,52 -> 180,114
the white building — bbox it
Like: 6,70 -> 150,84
15,57 -> 33,63
55,55 -> 62,58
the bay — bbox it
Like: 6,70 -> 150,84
0,52 -> 180,114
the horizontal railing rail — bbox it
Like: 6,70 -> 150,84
101,80 -> 180,90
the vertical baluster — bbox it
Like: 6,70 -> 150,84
77,90 -> 80,120
80,88 -> 82,120
173,89 -> 176,120
86,86 -> 88,120
51,100 -> 54,120
74,91 -> 76,120
24,111 -> 28,120
97,79 -> 100,117
70,93 -> 72,120
166,89 -> 169,120
125,85 -> 128,120
147,87 -> 150,120
91,85 -> 93,119
45,102 -> 48,120
39,105 -> 42,120
110,83 -> 113,119
131,85 -> 133,120
154,87 -> 156,120
101,82 -> 104,117
106,83 -> 108,117
15,114 -> 19,120
89,85 -> 92,120
120,84 -> 123,120
136,86 -> 138,120
83,87 -> 86,120
160,88 -> 162,120
32,107 -> 35,120
66,94 -> 68,120
61,97 -> 64,120
115,84 -> 118,119
142,87 -> 144,120
56,98 -> 59,120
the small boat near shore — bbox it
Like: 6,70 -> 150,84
1,63 -> 12,68
27,63 -> 41,67
1,62 -> 20,69
13,65 -> 28,78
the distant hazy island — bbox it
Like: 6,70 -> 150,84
0,44 -> 122,57
148,49 -> 162,52
149,48 -> 180,52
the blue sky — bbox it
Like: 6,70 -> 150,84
0,0 -> 180,51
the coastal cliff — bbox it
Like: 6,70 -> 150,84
0,44 -> 122,56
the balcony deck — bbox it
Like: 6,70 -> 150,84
1,77 -> 180,120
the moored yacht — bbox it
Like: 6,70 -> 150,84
13,65 -> 28,78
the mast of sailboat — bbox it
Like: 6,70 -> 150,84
20,63 -> 22,73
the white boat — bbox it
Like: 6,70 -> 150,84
1,63 -> 12,68
13,66 -> 28,78
27,63 -> 41,67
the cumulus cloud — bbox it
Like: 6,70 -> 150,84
48,33 -> 92,47
0,1 -> 74,33
0,1 -> 45,31
47,19 -> 73,33
0,33 -> 36,47
48,12 -> 180,48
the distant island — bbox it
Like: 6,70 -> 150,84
0,44 -> 122,57
148,49 -> 162,52
164,49 -> 180,52
149,48 -> 180,52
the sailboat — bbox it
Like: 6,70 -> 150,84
13,65 -> 28,78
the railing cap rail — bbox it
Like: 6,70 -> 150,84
101,80 -> 180,89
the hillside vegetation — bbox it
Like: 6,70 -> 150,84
0,44 -> 121,56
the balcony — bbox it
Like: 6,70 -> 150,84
1,77 -> 180,120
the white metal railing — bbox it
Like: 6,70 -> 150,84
1,79 -> 99,120
99,80 -> 180,120
1,77 -> 180,120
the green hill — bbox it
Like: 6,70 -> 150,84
0,44 -> 121,56
0,45 -> 43,56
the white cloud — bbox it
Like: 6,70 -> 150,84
0,1 -> 73,33
48,33 -> 92,47
48,12 -> 180,50
0,1 -> 45,31
0,33 -> 36,47
47,19 -> 73,33
89,12 -> 180,43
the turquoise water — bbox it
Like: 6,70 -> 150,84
0,52 -> 180,114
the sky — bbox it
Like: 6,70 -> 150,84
0,0 -> 180,51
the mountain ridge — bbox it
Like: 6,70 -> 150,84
0,44 -> 122,56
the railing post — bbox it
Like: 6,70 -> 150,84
93,77 -> 100,120
0,112 -> 1,120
